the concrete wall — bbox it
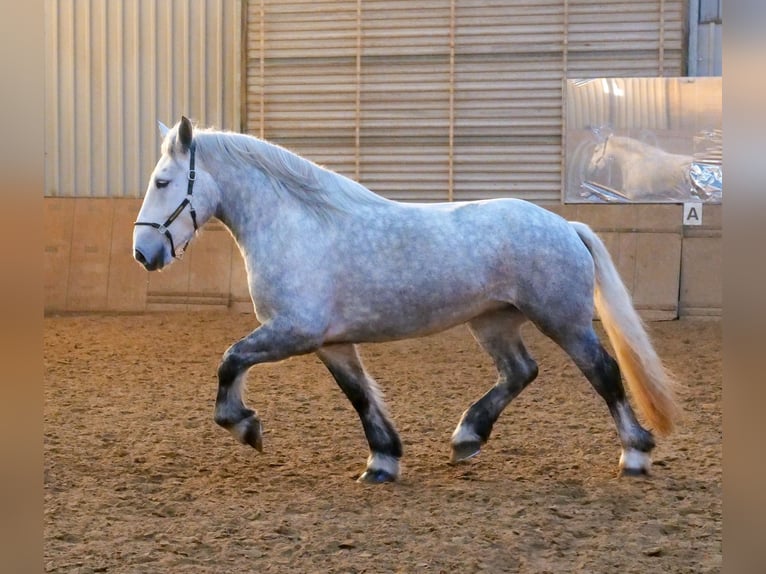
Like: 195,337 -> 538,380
43,197 -> 721,319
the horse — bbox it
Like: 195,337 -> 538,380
133,117 -> 679,483
587,135 -> 698,202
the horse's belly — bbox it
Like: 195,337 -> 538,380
324,280 -> 506,344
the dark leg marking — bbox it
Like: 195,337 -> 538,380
214,321 -> 324,451
452,310 -> 538,463
553,327 -> 656,475
317,344 -> 402,482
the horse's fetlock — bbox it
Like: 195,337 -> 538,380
365,452 -> 400,480
525,360 -> 539,384
217,355 -> 243,385
451,419 -> 484,447
460,405 -> 494,443
635,429 -> 656,453
214,405 -> 254,428
619,448 -> 652,476
214,412 -> 232,428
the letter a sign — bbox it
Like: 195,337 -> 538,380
683,202 -> 703,226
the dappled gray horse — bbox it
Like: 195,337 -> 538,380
134,117 -> 679,483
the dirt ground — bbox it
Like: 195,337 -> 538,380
44,312 -> 721,573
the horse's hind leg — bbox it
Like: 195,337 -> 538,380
316,344 -> 402,484
555,326 -> 656,475
451,309 -> 539,463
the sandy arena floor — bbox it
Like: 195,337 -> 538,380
44,312 -> 721,573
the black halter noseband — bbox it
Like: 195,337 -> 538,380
134,142 -> 199,259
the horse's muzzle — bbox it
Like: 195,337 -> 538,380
134,247 -> 161,271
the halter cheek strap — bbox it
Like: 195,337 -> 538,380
134,141 -> 199,259
597,134 -> 612,163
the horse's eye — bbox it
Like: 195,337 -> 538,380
155,179 -> 170,189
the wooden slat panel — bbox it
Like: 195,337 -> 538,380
261,0 -> 357,58
568,0 -> 684,54
359,143 -> 449,199
360,59 -> 450,137
566,54 -> 684,78
357,2 -> 451,198
244,0 -> 686,204
362,0 -> 451,56
262,60 -> 357,138
453,142 -> 562,201
456,56 -> 563,138
456,0 -> 565,54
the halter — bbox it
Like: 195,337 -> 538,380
134,141 -> 199,259
594,134 -> 611,167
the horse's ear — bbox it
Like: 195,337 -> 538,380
179,116 -> 194,151
158,121 -> 170,139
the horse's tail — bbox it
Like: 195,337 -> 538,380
570,221 -> 680,435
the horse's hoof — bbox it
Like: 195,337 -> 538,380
620,466 -> 649,477
450,441 -> 482,464
619,448 -> 651,476
241,416 -> 263,452
244,418 -> 263,452
357,469 -> 396,484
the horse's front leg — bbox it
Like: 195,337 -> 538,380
214,319 -> 323,450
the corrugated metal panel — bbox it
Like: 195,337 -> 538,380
698,0 -> 721,23
567,78 -> 670,131
690,0 -> 722,76
695,22 -> 722,76
45,0 -> 241,198
244,0 -> 686,203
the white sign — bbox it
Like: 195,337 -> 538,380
683,202 -> 703,226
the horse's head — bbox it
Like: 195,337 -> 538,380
133,116 -> 220,271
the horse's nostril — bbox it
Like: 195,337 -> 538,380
134,249 -> 147,265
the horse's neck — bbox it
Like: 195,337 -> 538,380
211,162 -> 285,246
202,133 -> 393,251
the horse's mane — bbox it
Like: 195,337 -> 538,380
191,129 -> 388,215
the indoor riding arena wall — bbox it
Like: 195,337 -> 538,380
44,0 -> 721,319
43,197 -> 721,320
